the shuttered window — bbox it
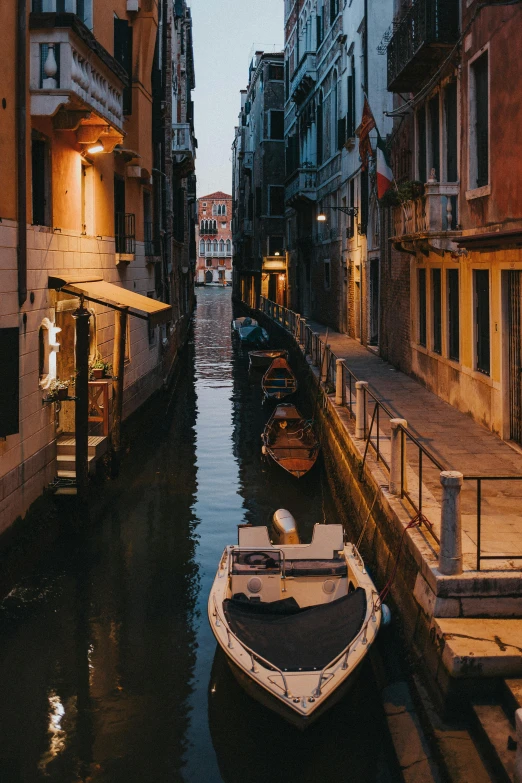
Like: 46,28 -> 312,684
447,269 -> 460,362
473,53 -> 489,188
114,19 -> 133,115
418,269 -> 427,347
269,110 -> 284,140
0,328 -> 19,437
347,57 -> 356,137
475,269 -> 490,374
432,268 -> 442,354
445,81 -> 458,182
429,96 -> 440,181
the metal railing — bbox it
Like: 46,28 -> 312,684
258,297 -> 522,569
463,476 -> 522,571
115,212 -> 136,255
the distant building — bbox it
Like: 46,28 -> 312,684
232,51 -> 286,307
196,192 -> 233,285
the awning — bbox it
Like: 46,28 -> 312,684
48,276 -> 172,328
458,230 -> 522,250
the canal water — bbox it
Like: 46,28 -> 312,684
0,287 -> 400,783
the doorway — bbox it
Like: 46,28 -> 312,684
508,271 -> 522,444
369,258 -> 380,346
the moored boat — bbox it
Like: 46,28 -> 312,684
262,403 -> 319,477
248,349 -> 288,369
208,510 -> 386,727
232,316 -> 258,333
262,358 -> 297,400
238,324 -> 269,347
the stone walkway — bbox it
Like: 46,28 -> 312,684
306,319 -> 522,570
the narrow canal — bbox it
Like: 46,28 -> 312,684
0,287 -> 401,783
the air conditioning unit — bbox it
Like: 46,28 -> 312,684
127,0 -> 140,12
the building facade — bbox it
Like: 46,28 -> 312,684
195,192 -> 232,284
283,0 -> 392,335
383,0 -> 522,444
0,0 -> 196,533
232,51 -> 286,308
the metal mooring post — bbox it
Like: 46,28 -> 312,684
389,418 -> 408,495
439,471 -> 463,575
355,381 -> 368,439
72,297 -> 91,503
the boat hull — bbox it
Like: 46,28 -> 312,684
249,350 -> 288,368
224,652 -> 362,729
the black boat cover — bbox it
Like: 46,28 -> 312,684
223,589 -> 367,672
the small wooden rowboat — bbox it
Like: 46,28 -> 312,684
248,349 -> 288,369
262,403 -> 319,478
262,358 -> 297,400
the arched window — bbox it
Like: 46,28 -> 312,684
219,239 -> 224,252
200,220 -> 204,232
213,220 -> 217,230
212,239 -> 218,252
199,239 -> 205,255
222,204 -> 227,216
206,240 -> 211,253
226,239 -> 231,255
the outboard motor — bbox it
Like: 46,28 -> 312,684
272,509 -> 300,545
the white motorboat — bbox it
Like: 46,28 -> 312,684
231,316 -> 258,332
208,510 -> 385,727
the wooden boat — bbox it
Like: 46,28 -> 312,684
231,316 -> 258,333
208,511 -> 386,728
238,325 -> 269,347
248,349 -> 288,369
262,358 -> 297,399
262,404 -> 319,478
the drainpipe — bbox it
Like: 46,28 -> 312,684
17,0 -> 27,308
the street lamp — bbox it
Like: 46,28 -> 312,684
317,206 -> 359,221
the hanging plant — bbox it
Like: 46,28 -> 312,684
379,180 -> 425,207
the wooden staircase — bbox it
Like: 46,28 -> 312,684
53,434 -> 108,495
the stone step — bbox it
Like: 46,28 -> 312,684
471,703 -> 516,783
504,679 -> 522,719
54,487 -> 77,496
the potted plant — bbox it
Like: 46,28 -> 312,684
89,359 -> 112,379
48,378 -> 70,401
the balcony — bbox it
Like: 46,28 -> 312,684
115,213 -> 136,257
285,166 -> 317,206
242,151 -> 254,169
290,52 -> 317,104
172,123 -> 196,175
390,182 -> 460,252
387,0 -> 459,93
30,12 -> 126,139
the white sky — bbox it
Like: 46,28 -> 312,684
190,0 -> 284,198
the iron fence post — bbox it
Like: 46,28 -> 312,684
390,419 -> 407,495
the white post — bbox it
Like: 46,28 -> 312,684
355,381 -> 368,439
439,471 -> 463,575
335,359 -> 344,405
389,418 -> 408,495
515,709 -> 522,783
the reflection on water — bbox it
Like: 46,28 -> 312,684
0,287 -> 399,782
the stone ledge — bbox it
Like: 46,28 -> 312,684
434,618 -> 522,679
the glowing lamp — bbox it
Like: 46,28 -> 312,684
317,213 -> 327,221
87,144 -> 104,154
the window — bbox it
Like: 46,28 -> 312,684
428,95 -> 440,180
347,55 -> 356,138
470,52 -> 489,189
418,268 -> 427,347
212,239 -> 218,253
31,135 -> 51,226
0,328 -> 19,437
76,0 -> 93,28
432,268 -> 442,354
445,81 -> 458,182
269,63 -> 284,81
147,292 -> 156,346
417,107 -> 427,183
329,0 -> 338,23
324,259 -> 331,289
199,240 -> 205,255
474,269 -> 490,374
317,7 -> 323,45
268,236 -> 284,256
226,239 -> 231,255
219,239 -> 224,253
206,258 -> 212,267
206,240 -> 211,253
447,269 -> 460,362
269,186 -> 285,216
114,18 -> 132,115
221,222 -> 227,228
269,110 -> 284,140
317,91 -> 323,165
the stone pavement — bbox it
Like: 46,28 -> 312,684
306,319 -> 522,571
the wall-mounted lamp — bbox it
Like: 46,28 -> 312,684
317,206 -> 359,221
274,251 -> 280,256
87,143 -> 104,154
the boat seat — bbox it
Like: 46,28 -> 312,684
284,559 -> 347,577
231,564 -> 280,575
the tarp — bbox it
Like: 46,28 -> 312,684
48,276 -> 172,328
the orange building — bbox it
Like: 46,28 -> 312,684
196,191 -> 233,285
0,0 -> 196,532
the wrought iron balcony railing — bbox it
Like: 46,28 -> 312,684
387,0 -> 459,93
115,212 -> 135,255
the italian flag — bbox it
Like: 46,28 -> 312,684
376,132 -> 393,200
